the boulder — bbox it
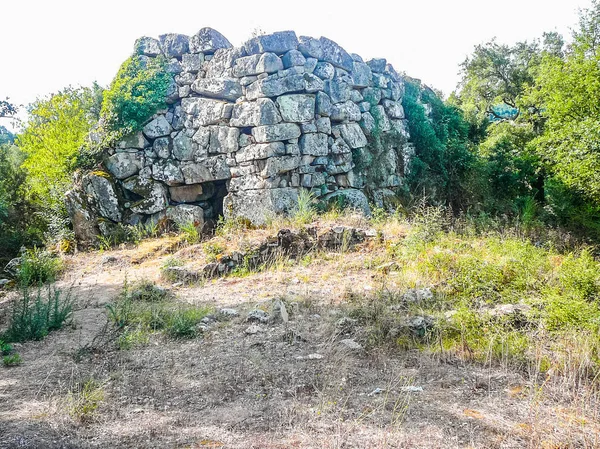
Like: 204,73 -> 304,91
245,31 -> 299,55
134,37 -> 161,56
230,98 -> 282,127
276,94 -> 316,122
143,115 -> 172,139
65,189 -> 100,247
189,27 -> 232,53
223,188 -> 299,225
367,58 -> 387,73
105,152 -> 143,180
191,78 -> 243,101
252,123 -> 301,143
159,34 -> 189,58
180,157 -> 231,184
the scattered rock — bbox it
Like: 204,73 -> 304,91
245,324 -> 262,335
401,386 -> 424,393
368,387 -> 385,396
339,338 -> 363,351
219,308 -> 239,318
247,309 -> 269,324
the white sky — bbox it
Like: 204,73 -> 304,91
0,0 -> 589,130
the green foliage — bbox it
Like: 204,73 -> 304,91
107,280 -> 212,344
100,55 -> 171,143
17,247 -> 63,286
532,46 -> 600,202
3,353 -> 22,367
402,80 -> 473,208
67,379 -> 105,422
202,241 -> 226,262
97,221 -> 160,250
3,286 -> 74,343
17,85 -> 103,207
179,221 -> 201,245
0,143 -> 34,266
160,257 -> 185,282
291,189 -> 317,224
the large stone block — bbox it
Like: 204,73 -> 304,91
166,204 -> 205,227
180,157 -> 231,184
169,183 -> 215,203
152,160 -> 185,186
223,188 -> 299,225
261,156 -> 301,178
335,123 -> 368,149
245,31 -> 299,55
143,115 -> 172,139
123,176 -> 168,215
324,78 -> 351,104
134,37 -> 161,56
191,78 -> 243,101
235,142 -> 286,163
209,126 -> 239,154
245,74 -> 305,100
383,100 -> 405,119
230,98 -> 282,127
276,94 -> 316,122
181,97 -> 228,126
159,34 -> 189,58
351,62 -> 372,88
189,27 -> 232,53
84,173 -> 122,222
319,37 -> 354,71
330,101 -> 362,122
252,123 -> 301,143
297,36 -> 323,60
300,132 -> 328,156
105,152 -> 143,180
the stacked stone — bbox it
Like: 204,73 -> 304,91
76,27 -> 412,236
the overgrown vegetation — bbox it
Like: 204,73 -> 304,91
98,55 -> 171,145
345,209 -> 600,387
106,279 -> 213,347
2,286 -> 74,342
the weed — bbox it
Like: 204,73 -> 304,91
2,353 -> 22,367
203,241 -> 226,262
67,379 -> 105,423
291,189 -> 317,225
3,286 -> 75,342
160,257 -> 185,282
17,247 -> 63,286
179,221 -> 201,245
107,280 -> 213,345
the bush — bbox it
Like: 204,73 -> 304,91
100,55 -> 172,143
17,247 -> 63,286
67,379 -> 105,423
2,353 -> 22,367
107,280 -> 212,345
3,286 -> 74,342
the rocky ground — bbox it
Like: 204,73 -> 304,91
1,224 -> 599,448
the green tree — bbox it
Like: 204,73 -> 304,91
16,85 -> 102,207
533,0 -> 600,202
403,80 -> 473,209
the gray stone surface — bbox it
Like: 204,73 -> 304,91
68,27 -> 419,243
189,27 -> 232,53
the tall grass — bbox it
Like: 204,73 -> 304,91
3,286 -> 75,342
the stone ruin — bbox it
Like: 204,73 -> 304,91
66,27 -> 415,245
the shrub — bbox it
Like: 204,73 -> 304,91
100,55 -> 172,143
67,379 -> 105,423
107,280 -> 212,345
17,247 -> 63,286
2,353 -> 22,367
291,189 -> 317,225
3,286 -> 74,342
179,221 -> 201,245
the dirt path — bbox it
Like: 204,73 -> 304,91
1,237 -> 598,448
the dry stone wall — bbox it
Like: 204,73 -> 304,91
68,27 -> 414,243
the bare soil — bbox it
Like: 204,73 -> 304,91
1,235 -> 598,448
